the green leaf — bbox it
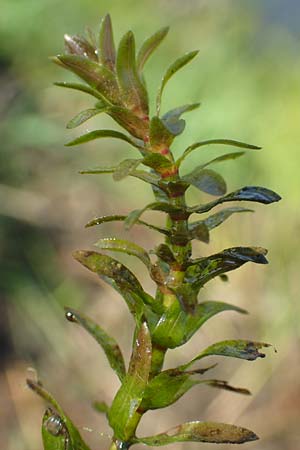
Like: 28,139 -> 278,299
177,138 -> 261,167
112,158 -> 142,181
54,81 -> 105,100
151,300 -> 247,349
80,166 -> 116,175
188,222 -> 209,243
116,31 -> 149,115
98,14 -> 116,70
149,116 -> 175,150
64,34 -> 97,61
189,186 -> 281,214
66,107 -> 108,129
85,214 -> 169,235
108,322 -> 152,441
137,27 -> 169,72
203,206 -> 253,230
183,168 -> 227,196
184,246 -> 268,288
162,103 -> 200,136
142,152 -> 172,171
107,106 -> 149,139
64,307 -> 126,381
65,129 -> 140,148
95,237 -> 151,268
124,202 -> 183,230
27,380 -> 91,450
53,55 -> 120,104
200,151 -> 245,168
93,400 -> 109,415
181,340 -> 271,370
136,421 -> 258,445
156,50 -> 199,115
42,408 -> 71,450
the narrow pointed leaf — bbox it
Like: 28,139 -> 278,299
64,307 -> 126,381
156,50 -> 199,114
80,166 -> 116,175
117,31 -> 149,115
54,55 -> 120,104
65,129 -> 140,148
27,380 -> 91,450
124,202 -> 183,230
203,206 -> 253,230
66,107 -> 108,129
98,14 -> 116,70
54,81 -> 105,100
136,421 -> 258,445
64,34 -> 97,61
185,246 -> 268,288
183,168 -> 227,196
181,340 -> 271,370
95,237 -> 151,268
177,139 -> 261,167
108,322 -> 152,441
189,222 -> 209,243
200,151 -> 245,168
93,400 -> 109,415
112,158 -> 142,181
189,186 -> 281,214
137,27 -> 169,72
85,214 -> 169,235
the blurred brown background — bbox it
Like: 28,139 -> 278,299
1,1 -> 299,449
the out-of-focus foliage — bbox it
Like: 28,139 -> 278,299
0,1 -> 299,450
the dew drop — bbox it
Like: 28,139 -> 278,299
65,311 -> 77,322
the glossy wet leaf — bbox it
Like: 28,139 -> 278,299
117,31 -> 149,115
64,34 -> 97,61
156,50 -> 199,114
65,129 -> 140,148
108,322 -> 152,441
27,380 -> 91,450
66,107 -> 108,129
149,116 -> 174,150
53,55 -> 120,104
112,158 -> 142,181
85,214 -> 169,235
54,81 -> 105,100
177,138 -> 261,166
183,168 -> 227,196
42,408 -> 71,450
137,27 -> 169,72
189,186 -> 281,214
181,340 -> 271,370
98,14 -> 116,70
185,246 -> 268,288
151,300 -> 247,348
64,307 -> 126,381
95,237 -> 150,268
136,421 -> 258,445
203,206 -> 253,230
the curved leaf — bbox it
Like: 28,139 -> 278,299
189,186 -> 281,214
156,50 -> 199,114
177,138 -> 261,166
200,151 -> 245,168
27,380 -> 91,450
53,55 -> 120,104
136,421 -> 258,445
183,168 -> 227,196
54,81 -> 105,100
112,158 -> 142,181
66,107 -> 108,129
137,27 -> 169,72
65,129 -> 140,148
203,206 -> 253,230
142,153 -> 172,171
85,214 -> 169,235
64,307 -> 126,381
64,34 -> 97,61
117,31 -> 149,115
98,14 -> 116,70
108,322 -> 152,441
184,246 -> 268,288
188,222 -> 210,243
162,103 -> 200,136
95,237 -> 151,268
181,340 -> 271,370
149,116 -> 174,150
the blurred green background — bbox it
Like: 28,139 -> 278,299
1,1 -> 299,449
